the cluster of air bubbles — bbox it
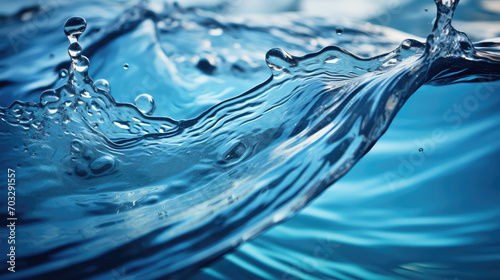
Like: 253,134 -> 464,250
134,94 -> 156,115
70,140 -> 116,177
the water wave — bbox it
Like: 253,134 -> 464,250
0,0 -> 499,279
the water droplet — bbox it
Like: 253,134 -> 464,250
49,53 -> 54,58
401,39 -> 412,50
95,79 -> 111,93
40,89 -> 60,105
68,42 -> 82,58
134,94 -> 156,115
336,26 -> 344,35
265,48 -> 297,73
73,56 -> 90,73
123,63 -> 129,69
59,69 -> 68,78
425,8 -> 429,12
89,155 -> 115,175
64,16 -> 87,43
419,148 -> 424,152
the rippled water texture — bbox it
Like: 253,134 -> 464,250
0,0 -> 500,279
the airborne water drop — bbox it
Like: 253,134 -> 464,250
134,93 -> 156,115
63,16 -> 87,43
336,26 -> 344,35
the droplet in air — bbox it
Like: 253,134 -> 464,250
73,56 -> 90,73
425,8 -> 429,12
336,26 -> 344,35
134,93 -> 156,115
68,42 -> 82,58
95,79 -> 111,93
265,48 -> 297,74
64,16 -> 87,43
123,63 -> 129,69
419,148 -> 424,152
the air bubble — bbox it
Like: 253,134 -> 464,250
336,26 -> 344,35
40,89 -> 60,106
64,16 -> 87,43
134,94 -> 156,115
123,63 -> 129,69
419,148 -> 424,152
89,155 -> 116,175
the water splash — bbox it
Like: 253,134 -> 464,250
0,0 -> 499,279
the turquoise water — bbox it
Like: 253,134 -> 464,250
0,0 -> 499,279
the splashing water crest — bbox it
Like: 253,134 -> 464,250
0,0 -> 499,279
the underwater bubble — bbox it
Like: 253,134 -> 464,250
64,16 -> 87,43
134,93 -> 156,115
59,69 -> 68,79
224,142 -> 247,161
83,149 -> 94,160
40,89 -> 60,106
123,63 -> 129,69
95,79 -> 111,93
336,26 -> 344,35
419,148 -> 424,152
68,42 -> 82,58
74,165 -> 88,177
89,155 -> 115,175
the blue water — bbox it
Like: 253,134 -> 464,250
0,0 -> 499,279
